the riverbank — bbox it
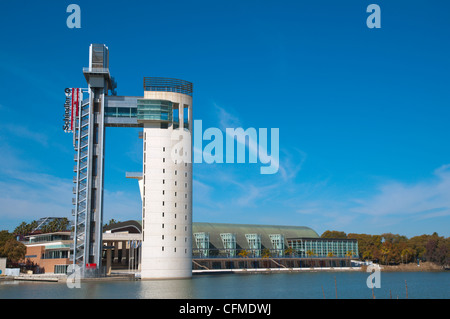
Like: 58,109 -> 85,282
1,262 -> 447,283
192,266 -> 361,275
361,262 -> 446,272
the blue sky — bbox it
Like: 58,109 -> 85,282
0,0 -> 449,237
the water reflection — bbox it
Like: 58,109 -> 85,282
137,278 -> 197,299
1,272 -> 449,299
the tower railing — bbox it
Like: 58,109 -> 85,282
143,77 -> 193,96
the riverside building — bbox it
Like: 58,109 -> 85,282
102,221 -> 359,272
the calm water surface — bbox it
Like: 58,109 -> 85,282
0,271 -> 448,299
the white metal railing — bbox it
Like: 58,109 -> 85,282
83,67 -> 109,74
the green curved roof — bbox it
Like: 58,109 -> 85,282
192,222 -> 319,250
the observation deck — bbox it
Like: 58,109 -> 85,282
104,77 -> 193,127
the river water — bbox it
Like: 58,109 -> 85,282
0,271 -> 448,299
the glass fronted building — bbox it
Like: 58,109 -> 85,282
191,222 -> 359,259
287,238 -> 358,258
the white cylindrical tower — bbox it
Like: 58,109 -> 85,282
138,78 -> 193,279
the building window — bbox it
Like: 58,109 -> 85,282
54,265 -> 69,274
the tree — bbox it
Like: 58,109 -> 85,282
238,249 -> 249,258
261,248 -> 271,258
103,219 -> 120,231
284,247 -> 294,257
321,230 -> 347,239
2,239 -> 26,263
348,233 -> 382,261
345,251 -> 355,258
0,231 -> 26,264
380,242 -> 393,265
41,218 -> 70,233
424,233 -> 449,266
306,250 -> 316,257
401,248 -> 413,264
13,221 -> 38,236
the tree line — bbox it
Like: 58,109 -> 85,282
321,230 -> 449,266
13,218 -> 71,236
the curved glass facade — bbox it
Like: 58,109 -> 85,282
137,99 -> 172,122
